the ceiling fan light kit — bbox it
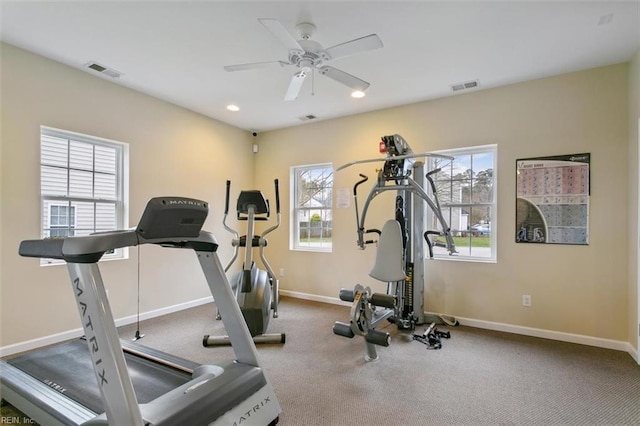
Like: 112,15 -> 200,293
224,18 -> 383,101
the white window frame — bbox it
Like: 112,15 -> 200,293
428,144 -> 497,262
40,126 -> 129,265
290,163 -> 333,252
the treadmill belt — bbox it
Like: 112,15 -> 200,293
8,339 -> 192,415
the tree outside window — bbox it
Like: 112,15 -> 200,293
428,145 -> 497,261
291,164 -> 333,251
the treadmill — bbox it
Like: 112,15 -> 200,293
0,196 -> 281,425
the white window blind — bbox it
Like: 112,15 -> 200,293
40,127 -> 127,264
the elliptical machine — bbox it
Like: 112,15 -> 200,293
203,179 -> 285,346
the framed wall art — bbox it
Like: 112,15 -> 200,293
516,153 -> 590,245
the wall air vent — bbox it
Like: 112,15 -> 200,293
84,61 -> 123,79
450,80 -> 479,92
299,114 -> 317,121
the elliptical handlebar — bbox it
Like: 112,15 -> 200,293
261,179 -> 280,238
274,179 -> 280,214
224,180 -> 231,215
258,179 -> 281,319
222,180 -> 240,272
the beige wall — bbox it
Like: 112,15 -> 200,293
256,63 -> 630,342
629,49 -> 640,352
0,43 -> 255,347
1,41 -> 636,351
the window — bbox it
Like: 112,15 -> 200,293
40,126 -> 128,264
428,144 -> 497,261
290,163 -> 333,251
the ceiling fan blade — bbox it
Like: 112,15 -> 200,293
318,66 -> 370,91
322,34 -> 383,60
258,18 -> 303,51
224,60 -> 288,72
285,70 -> 308,101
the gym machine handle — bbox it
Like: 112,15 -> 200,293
364,229 -> 381,246
274,179 -> 280,214
354,174 -> 369,195
425,168 -> 440,193
353,174 -> 369,250
423,230 -> 441,259
425,168 -> 458,256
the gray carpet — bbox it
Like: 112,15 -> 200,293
117,297 -> 640,426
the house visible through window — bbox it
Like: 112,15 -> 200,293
428,144 -> 497,261
40,126 -> 128,264
48,205 -> 76,237
291,163 -> 333,251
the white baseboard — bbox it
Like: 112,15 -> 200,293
454,316 -> 630,352
113,296 -> 213,328
280,289 -> 352,306
627,342 -> 639,363
3,290 -> 637,364
0,296 -> 213,357
282,290 -> 636,358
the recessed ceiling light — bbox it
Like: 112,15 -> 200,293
226,104 -> 240,112
351,90 -> 366,98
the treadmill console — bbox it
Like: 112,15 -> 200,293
136,196 -> 208,240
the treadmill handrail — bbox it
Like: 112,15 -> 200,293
19,230 -> 219,263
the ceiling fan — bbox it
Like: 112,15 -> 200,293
224,19 -> 383,101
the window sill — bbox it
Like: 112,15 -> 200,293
431,255 -> 496,264
290,246 -> 333,253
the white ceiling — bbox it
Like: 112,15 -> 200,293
1,1 -> 639,132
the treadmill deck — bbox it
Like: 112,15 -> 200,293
7,339 -> 192,414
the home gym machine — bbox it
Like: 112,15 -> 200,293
203,179 -> 284,346
333,134 -> 457,361
0,196 -> 281,425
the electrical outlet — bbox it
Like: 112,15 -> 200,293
522,294 -> 532,307
279,268 -> 285,277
